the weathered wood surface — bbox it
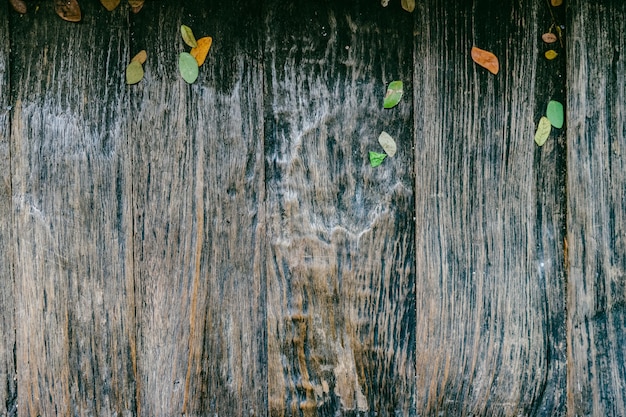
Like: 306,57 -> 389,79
0,3 -> 17,416
567,1 -> 626,416
10,3 -> 135,416
414,1 -> 567,415
129,2 -> 266,415
265,1 -> 416,415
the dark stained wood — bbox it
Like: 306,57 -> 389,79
129,2 -> 266,415
0,4 -> 17,416
264,1 -> 416,415
9,3 -> 136,415
413,1 -> 567,415
567,1 -> 626,415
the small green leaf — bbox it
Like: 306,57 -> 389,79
383,81 -> 403,109
179,52 -> 199,84
125,61 -> 144,85
534,116 -> 552,146
546,100 -> 564,128
369,151 -> 387,167
181,24 -> 198,48
378,131 -> 397,157
401,0 -> 415,12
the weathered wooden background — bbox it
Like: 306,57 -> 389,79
0,0 -> 624,416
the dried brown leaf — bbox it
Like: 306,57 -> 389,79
9,0 -> 27,14
55,0 -> 82,22
100,0 -> 120,11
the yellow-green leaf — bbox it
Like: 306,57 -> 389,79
179,52 -> 199,84
534,117 -> 551,146
401,0 -> 415,12
126,61 -> 144,85
181,25 -> 198,48
383,81 -> 403,109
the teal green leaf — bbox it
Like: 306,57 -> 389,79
181,24 -> 198,48
534,116 -> 551,146
383,81 -> 403,109
546,100 -> 564,128
179,52 -> 199,84
125,60 -> 144,85
369,151 -> 387,167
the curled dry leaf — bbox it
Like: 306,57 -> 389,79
401,0 -> 415,12
55,0 -> 82,22
131,50 -> 147,65
181,25 -> 198,48
9,0 -> 27,14
534,116 -> 551,146
471,46 -> 499,74
544,50 -> 558,60
190,37 -> 212,67
100,0 -> 120,11
542,32 -> 558,43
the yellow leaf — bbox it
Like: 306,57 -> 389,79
544,50 -> 558,60
551,0 -> 563,6
190,37 -> 212,67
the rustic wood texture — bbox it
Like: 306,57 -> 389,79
413,1 -> 567,415
0,4 -> 17,416
264,1 -> 416,415
129,2 -> 266,415
567,1 -> 626,416
9,3 -> 136,415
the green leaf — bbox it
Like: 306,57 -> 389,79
378,131 -> 397,157
546,100 -> 564,128
534,116 -> 551,146
383,81 -> 403,109
179,52 -> 199,84
369,151 -> 387,167
401,0 -> 415,12
125,61 -> 144,85
181,24 -> 198,48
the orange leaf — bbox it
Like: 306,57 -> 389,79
131,50 -> 147,65
551,0 -> 563,6
190,37 -> 213,67
471,46 -> 499,75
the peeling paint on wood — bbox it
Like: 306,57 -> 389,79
567,1 -> 626,416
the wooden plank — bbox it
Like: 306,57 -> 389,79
10,3 -> 136,415
413,1 -> 567,415
0,4 -> 17,416
264,1 -> 416,415
129,2 -> 266,415
567,1 -> 626,415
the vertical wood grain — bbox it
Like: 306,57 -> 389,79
0,4 -> 17,416
567,2 -> 626,415
265,1 -> 416,415
10,3 -> 136,415
413,1 -> 567,415
129,2 -> 266,415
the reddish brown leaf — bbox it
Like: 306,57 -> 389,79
55,0 -> 82,22
471,46 -> 499,75
542,33 -> 558,43
9,0 -> 27,14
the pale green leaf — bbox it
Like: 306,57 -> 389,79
534,116 -> 551,146
181,24 -> 198,48
546,100 -> 564,128
126,61 -> 144,85
383,81 -> 403,109
369,151 -> 387,167
378,131 -> 397,157
179,52 -> 199,84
